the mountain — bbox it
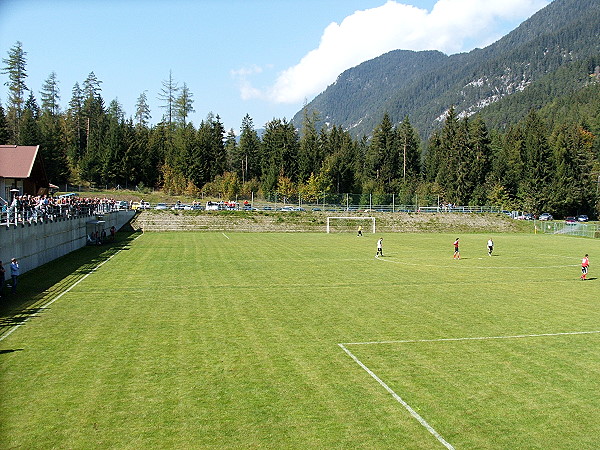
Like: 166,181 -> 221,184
292,0 -> 600,138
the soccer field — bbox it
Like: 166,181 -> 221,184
1,231 -> 599,448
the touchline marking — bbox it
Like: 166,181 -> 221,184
339,343 -> 455,450
342,330 -> 600,346
0,235 -> 141,343
222,232 -> 230,240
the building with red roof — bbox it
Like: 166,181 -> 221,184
0,145 -> 50,202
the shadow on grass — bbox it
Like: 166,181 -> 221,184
0,231 -> 141,338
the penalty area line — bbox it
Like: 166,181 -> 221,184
338,343 -> 455,450
0,235 -> 141,343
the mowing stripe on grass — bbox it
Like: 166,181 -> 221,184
0,234 -> 141,343
339,330 -> 600,449
341,330 -> 600,346
338,343 -> 455,450
375,256 -> 579,269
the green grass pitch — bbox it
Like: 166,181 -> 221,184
1,231 -> 599,448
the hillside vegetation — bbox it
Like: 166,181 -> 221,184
131,210 -> 532,234
294,0 -> 600,138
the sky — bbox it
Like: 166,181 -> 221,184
0,0 -> 550,133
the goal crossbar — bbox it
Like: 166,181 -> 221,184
326,216 -> 376,234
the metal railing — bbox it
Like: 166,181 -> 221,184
1,202 -> 120,226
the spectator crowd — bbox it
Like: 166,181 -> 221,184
1,194 -> 121,225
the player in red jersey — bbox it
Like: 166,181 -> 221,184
580,254 -> 590,280
453,238 -> 460,260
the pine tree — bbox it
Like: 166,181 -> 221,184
423,130 -> 442,183
396,116 -> 421,182
550,124 -> 595,216
320,125 -> 357,194
453,117 -> 473,205
174,83 -> 194,126
66,82 -> 85,163
261,118 -> 299,192
468,117 -> 492,204
79,73 -> 106,184
237,114 -> 261,183
298,109 -> 321,182
224,129 -> 237,173
2,41 -> 28,142
435,107 -> 460,201
19,92 -> 40,145
519,110 -> 554,212
40,72 -> 60,116
134,91 -> 151,127
0,102 -> 11,144
365,113 -> 397,191
40,72 -> 69,183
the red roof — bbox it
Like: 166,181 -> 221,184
0,145 -> 40,178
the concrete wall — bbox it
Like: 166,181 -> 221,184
0,210 -> 135,275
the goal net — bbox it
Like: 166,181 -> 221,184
326,216 -> 376,234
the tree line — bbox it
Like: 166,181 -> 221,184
2,41 -> 599,216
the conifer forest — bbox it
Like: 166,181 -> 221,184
2,41 -> 599,217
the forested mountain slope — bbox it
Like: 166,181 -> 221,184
292,0 -> 600,138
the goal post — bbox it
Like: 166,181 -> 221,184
326,216 -> 376,234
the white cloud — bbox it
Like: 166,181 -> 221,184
238,0 -> 549,104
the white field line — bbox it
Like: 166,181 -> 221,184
338,343 -> 455,450
0,235 -> 141,343
222,232 -> 230,239
342,330 -> 600,346
340,329 -> 600,448
375,256 -> 579,269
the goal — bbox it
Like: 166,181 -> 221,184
326,216 -> 376,234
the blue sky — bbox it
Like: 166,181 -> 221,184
0,0 -> 549,133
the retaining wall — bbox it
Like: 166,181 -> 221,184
0,210 -> 135,275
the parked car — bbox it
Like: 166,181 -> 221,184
132,201 -> 150,210
565,216 -> 577,224
116,201 -> 129,210
538,213 -> 553,221
577,215 -> 589,222
154,203 -> 168,210
58,192 -> 79,198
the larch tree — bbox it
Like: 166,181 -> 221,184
158,70 -> 178,127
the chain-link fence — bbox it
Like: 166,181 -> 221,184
535,220 -> 600,239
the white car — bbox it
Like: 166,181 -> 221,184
155,203 -> 168,210
538,213 -> 553,221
